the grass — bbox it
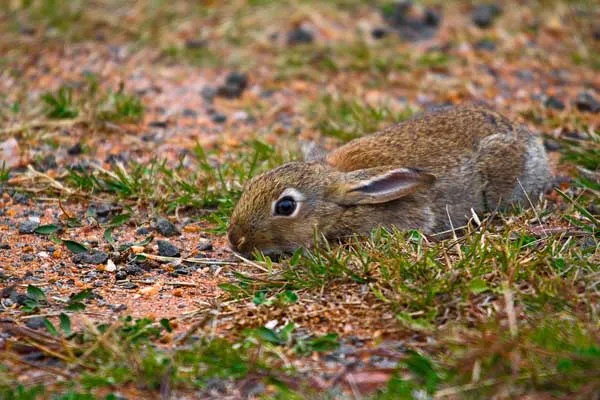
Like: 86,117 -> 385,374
1,0 -> 600,398
311,94 -> 414,141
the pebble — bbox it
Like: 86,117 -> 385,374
136,227 -> 151,235
0,243 -> 11,250
157,240 -> 181,257
472,4 -> 502,28
385,1 -> 441,41
67,143 -> 83,156
371,27 -> 388,39
184,39 -> 206,49
544,96 -> 565,110
124,265 -> 143,276
474,38 -> 496,51
574,91 -> 600,113
216,72 -> 248,99
106,259 -> 117,272
0,138 -> 19,168
13,193 -> 29,204
196,238 -> 213,251
200,86 -> 216,102
543,139 -> 562,152
73,251 -> 109,265
25,317 -> 46,330
212,112 -> 227,124
22,254 -> 34,262
19,220 -> 39,234
156,217 -> 181,237
287,26 -> 314,45
115,270 -> 128,280
182,108 -> 198,117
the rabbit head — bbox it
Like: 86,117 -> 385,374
228,161 -> 435,257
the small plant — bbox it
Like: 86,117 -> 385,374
312,95 -> 413,141
98,84 -> 144,122
41,86 -> 79,119
0,161 -> 8,183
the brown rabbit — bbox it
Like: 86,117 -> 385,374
228,105 -> 551,257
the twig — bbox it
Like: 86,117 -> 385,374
138,253 -> 236,265
0,118 -> 86,136
26,165 -> 73,195
231,252 -> 270,272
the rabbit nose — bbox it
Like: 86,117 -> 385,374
227,226 -> 246,253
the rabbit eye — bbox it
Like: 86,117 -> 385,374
274,196 -> 297,216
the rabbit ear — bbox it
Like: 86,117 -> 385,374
329,167 -> 436,205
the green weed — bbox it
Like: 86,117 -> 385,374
312,94 -> 413,141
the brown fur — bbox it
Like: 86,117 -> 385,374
228,105 -> 552,257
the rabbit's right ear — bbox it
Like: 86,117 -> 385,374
328,167 -> 436,205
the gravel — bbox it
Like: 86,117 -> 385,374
574,91 -> 600,113
544,96 -> 565,110
155,217 -> 181,237
73,251 -> 109,265
19,220 -> 39,234
157,240 -> 181,257
287,26 -> 314,45
472,4 -> 502,28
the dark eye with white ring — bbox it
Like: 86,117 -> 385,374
274,196 -> 297,216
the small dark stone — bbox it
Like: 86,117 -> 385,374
212,113 -> 227,124
184,39 -> 206,49
156,217 -> 180,237
110,303 -> 128,312
19,25 -> 35,35
136,227 -> 151,235
67,143 -> 83,156
216,72 -> 249,99
72,251 -> 109,265
157,240 -> 181,257
201,86 -> 216,102
95,203 -> 114,217
11,291 -> 28,306
124,265 -> 143,276
19,220 -> 39,234
149,120 -> 168,128
226,72 -> 248,90
574,91 -> 600,113
371,27 -> 388,39
196,238 -> 213,251
544,96 -> 565,110
22,254 -> 34,262
543,138 -> 562,152
0,243 -> 10,250
13,193 -> 29,204
586,203 -> 600,216
287,26 -> 314,45
25,317 -> 46,330
472,4 -> 502,28
384,1 -> 441,41
424,8 -> 441,26
182,108 -> 198,117
474,38 -> 496,51
115,270 -> 128,280
0,285 -> 16,298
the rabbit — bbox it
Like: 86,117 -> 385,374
228,105 -> 552,257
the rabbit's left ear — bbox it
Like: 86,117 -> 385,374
327,167 -> 436,205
